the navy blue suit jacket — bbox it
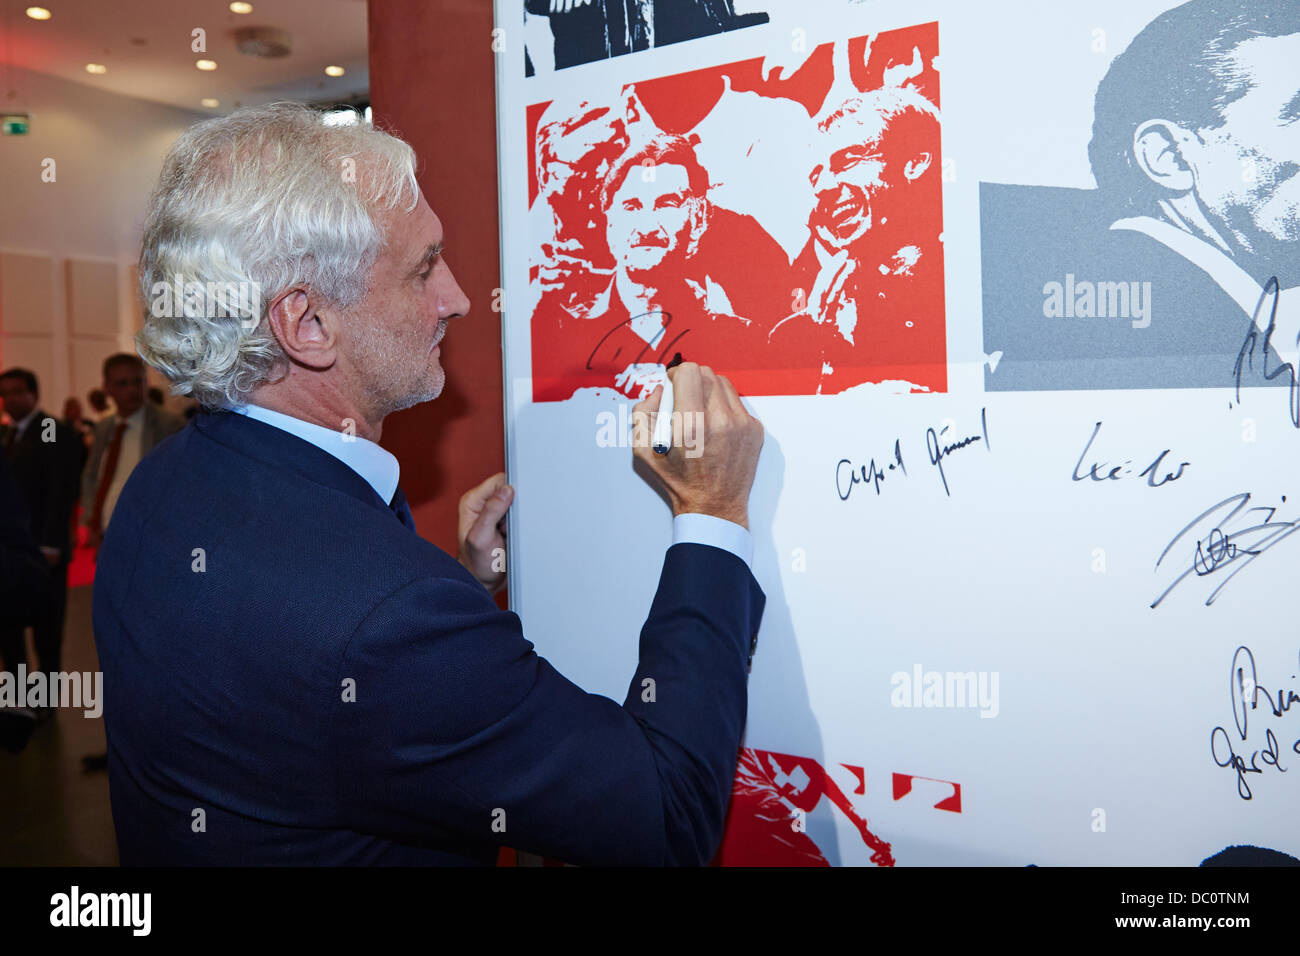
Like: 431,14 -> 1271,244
93,408 -> 765,865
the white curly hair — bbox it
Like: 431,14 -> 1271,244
136,102 -> 419,409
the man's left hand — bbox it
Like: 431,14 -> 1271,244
458,472 -> 513,595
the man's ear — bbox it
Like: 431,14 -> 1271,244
264,288 -> 337,371
1132,119 -> 1197,193
903,150 -> 933,182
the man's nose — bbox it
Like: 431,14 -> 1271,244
439,264 -> 471,320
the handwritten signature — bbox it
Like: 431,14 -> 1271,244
1071,421 -> 1189,488
1210,645 -> 1300,800
926,407 -> 990,497
835,409 -> 991,502
1151,493 -> 1300,608
837,439 -> 906,500
587,311 -> 688,374
1234,277 -> 1299,428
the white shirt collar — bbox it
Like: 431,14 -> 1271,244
228,402 -> 400,505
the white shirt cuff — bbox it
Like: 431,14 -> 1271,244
671,513 -> 753,570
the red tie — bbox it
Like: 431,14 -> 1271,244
89,420 -> 130,534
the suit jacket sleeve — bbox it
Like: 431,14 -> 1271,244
332,541 -> 765,866
35,422 -> 81,554
0,454 -> 52,627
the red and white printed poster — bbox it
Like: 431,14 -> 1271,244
525,21 -> 946,402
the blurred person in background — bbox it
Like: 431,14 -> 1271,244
85,388 -> 112,423
61,396 -> 92,475
79,354 -> 184,552
0,452 -> 54,752
0,368 -> 83,688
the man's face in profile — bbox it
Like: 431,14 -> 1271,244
105,365 -> 145,419
344,190 -> 468,417
605,163 -> 696,280
0,378 -> 36,423
1190,32 -> 1300,266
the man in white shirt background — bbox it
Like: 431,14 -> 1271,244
79,354 -> 184,552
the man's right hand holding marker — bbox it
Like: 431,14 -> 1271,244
634,363 -> 764,530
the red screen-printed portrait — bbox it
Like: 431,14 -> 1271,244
713,748 -> 896,867
527,21 -> 947,402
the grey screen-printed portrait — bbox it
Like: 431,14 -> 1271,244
980,0 -> 1299,393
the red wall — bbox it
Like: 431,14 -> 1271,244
369,1 -> 516,864
368,0 -> 505,564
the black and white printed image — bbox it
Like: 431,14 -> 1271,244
981,0 -> 1300,392
523,0 -> 770,75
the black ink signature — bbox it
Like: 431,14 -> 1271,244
587,311 -> 689,372
1209,645 -> 1300,800
837,439 -> 907,501
1234,277 -> 1299,428
1151,493 -> 1300,608
1071,421 -> 1190,488
1212,725 -> 1288,800
926,407 -> 990,496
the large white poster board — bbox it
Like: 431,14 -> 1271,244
495,0 -> 1300,865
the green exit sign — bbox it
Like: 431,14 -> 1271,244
2,114 -> 30,135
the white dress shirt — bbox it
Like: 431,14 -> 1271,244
229,402 -> 753,568
100,407 -> 146,531
232,402 -> 400,503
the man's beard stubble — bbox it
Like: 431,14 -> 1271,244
349,315 -> 443,419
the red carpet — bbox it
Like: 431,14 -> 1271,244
66,517 -> 96,589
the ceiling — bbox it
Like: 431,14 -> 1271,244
0,0 -> 369,114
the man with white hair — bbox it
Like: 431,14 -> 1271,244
774,85 -> 944,394
94,102 -> 766,865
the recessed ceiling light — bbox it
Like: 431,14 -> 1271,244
229,1 -> 253,12
196,60 -> 218,71
25,7 -> 52,20
85,63 -> 107,75
324,65 -> 345,77
201,98 -> 220,108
